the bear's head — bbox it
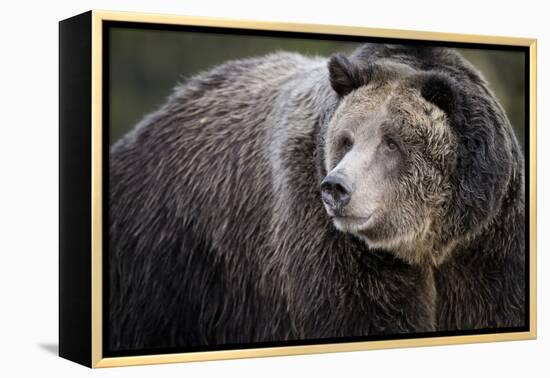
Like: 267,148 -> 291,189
320,44 -> 521,265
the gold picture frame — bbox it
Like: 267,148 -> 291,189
59,9 -> 537,368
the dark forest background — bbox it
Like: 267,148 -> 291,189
109,28 -> 525,150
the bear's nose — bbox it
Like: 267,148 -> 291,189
320,175 -> 352,210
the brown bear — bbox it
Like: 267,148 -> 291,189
108,44 -> 525,351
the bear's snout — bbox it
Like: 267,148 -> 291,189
321,175 -> 352,211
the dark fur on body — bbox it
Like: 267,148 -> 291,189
109,45 -> 525,350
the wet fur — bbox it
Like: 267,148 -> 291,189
109,45 -> 525,350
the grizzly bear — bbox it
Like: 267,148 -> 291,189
108,43 -> 525,350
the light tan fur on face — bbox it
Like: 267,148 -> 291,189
324,82 -> 457,265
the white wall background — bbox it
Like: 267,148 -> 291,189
0,0 -> 546,376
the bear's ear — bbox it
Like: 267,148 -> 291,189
328,54 -> 364,97
419,73 -> 459,116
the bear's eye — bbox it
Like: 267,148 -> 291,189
383,136 -> 399,152
340,135 -> 354,151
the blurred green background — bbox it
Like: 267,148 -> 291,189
109,28 -> 525,150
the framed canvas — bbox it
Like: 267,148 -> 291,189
59,10 -> 537,368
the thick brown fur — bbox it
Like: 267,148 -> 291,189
109,44 -> 525,350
